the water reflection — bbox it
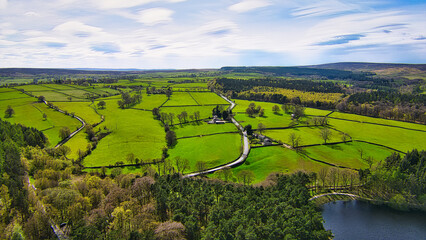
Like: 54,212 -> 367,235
322,200 -> 426,240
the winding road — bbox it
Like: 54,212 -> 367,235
41,100 -> 87,148
183,94 -> 250,178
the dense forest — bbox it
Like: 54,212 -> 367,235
362,149 -> 426,209
0,119 -> 48,239
212,78 -> 343,93
220,66 -> 375,80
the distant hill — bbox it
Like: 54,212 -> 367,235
305,62 -> 426,72
220,66 -> 373,80
0,68 -> 215,77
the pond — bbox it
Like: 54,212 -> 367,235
322,200 -> 426,240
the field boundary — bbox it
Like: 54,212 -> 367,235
161,103 -> 229,108
328,116 -> 426,132
177,131 -> 240,139
187,92 -> 201,105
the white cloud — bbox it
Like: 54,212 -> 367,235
228,0 -> 271,13
0,0 -> 7,9
292,0 -> 361,17
24,11 -> 40,17
91,0 -> 185,9
136,8 -> 173,26
53,21 -> 103,37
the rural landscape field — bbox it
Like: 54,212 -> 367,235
1,0 -> 426,239
1,64 -> 425,239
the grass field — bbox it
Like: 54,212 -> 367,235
168,133 -> 242,173
53,102 -> 102,125
84,100 -> 165,167
160,105 -> 220,123
263,127 -> 342,146
132,93 -> 167,109
43,84 -> 78,90
232,146 -> 327,183
64,131 -> 91,160
0,89 -> 81,145
169,82 -> 208,88
163,92 -> 199,106
30,90 -> 87,102
190,92 -> 229,105
0,90 -> 31,100
173,122 -> 238,138
305,108 -> 333,116
16,85 -> 53,92
234,112 -> 294,129
328,118 -> 426,152
329,111 -> 426,131
302,141 -> 395,169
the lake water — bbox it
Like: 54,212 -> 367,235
322,200 -> 426,240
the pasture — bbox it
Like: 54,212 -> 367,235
168,133 -> 242,173
83,106 -> 165,167
173,122 -> 238,138
302,141 -> 395,169
232,146 -> 327,183
263,127 -> 342,146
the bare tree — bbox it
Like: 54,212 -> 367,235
195,161 -> 207,172
175,156 -> 190,174
236,170 -> 255,185
320,128 -> 332,144
288,133 -> 301,149
340,169 -> 349,189
155,221 -> 186,240
340,132 -> 350,142
328,168 -> 339,191
257,123 -> 266,134
318,168 -> 328,189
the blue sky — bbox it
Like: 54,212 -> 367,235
0,0 -> 425,68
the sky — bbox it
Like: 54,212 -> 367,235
0,0 -> 425,69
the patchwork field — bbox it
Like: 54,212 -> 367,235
2,80 -> 425,184
84,107 -> 165,167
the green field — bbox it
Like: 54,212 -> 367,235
173,122 -> 238,138
168,133 -> 242,173
163,92 -> 199,106
160,105 -> 221,123
190,92 -> 229,105
234,112 -> 294,129
0,89 -> 81,145
328,118 -> 426,152
263,127 -> 342,146
329,111 -> 426,131
232,146 -> 327,183
169,82 -> 208,88
53,102 -> 102,125
302,141 -> 395,169
84,99 -> 165,167
132,93 -> 167,110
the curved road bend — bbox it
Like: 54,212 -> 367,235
309,192 -> 361,201
183,94 -> 250,178
42,100 -> 87,148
